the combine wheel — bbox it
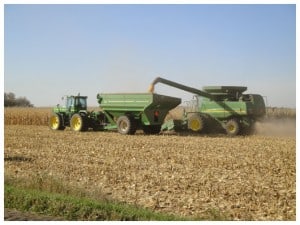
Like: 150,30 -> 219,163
49,113 -> 65,130
117,115 -> 137,135
225,119 -> 240,136
188,114 -> 205,132
70,114 -> 88,132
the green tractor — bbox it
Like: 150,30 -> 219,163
49,95 -> 101,131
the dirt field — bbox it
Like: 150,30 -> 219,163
4,125 -> 296,220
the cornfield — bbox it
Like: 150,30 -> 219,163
4,107 -> 51,126
4,106 -> 296,126
265,107 -> 296,119
4,107 -> 296,220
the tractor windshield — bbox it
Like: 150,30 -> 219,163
76,97 -> 87,110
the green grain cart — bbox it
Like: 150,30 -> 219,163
150,77 -> 266,135
49,93 -> 181,135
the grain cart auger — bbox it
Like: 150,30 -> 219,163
149,77 -> 266,136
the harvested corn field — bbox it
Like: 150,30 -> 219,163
4,124 -> 296,220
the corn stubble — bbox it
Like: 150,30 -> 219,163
4,124 -> 295,220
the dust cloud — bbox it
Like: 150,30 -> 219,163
254,119 -> 296,137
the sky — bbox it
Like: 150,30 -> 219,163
4,3 -> 296,107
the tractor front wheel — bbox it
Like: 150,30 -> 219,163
70,114 -> 88,132
117,115 -> 137,135
49,113 -> 65,130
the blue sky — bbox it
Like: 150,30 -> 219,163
4,4 -> 296,107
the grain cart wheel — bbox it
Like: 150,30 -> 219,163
70,113 -> 88,132
117,115 -> 137,135
49,113 -> 65,130
188,114 -> 204,132
225,119 -> 240,136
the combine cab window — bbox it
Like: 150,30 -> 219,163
241,95 -> 253,102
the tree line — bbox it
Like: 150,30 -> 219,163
4,92 -> 34,107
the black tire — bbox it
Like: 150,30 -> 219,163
92,125 -> 102,131
241,124 -> 255,135
70,113 -> 88,132
117,115 -> 137,135
49,113 -> 65,130
225,119 -> 240,136
188,114 -> 205,132
143,125 -> 161,135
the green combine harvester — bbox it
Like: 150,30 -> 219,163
49,77 -> 265,136
149,77 -> 266,135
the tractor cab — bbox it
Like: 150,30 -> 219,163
64,95 -> 87,112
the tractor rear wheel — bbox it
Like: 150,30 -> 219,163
49,113 -> 65,130
70,114 -> 88,132
117,115 -> 137,135
188,114 -> 205,132
225,119 -> 240,136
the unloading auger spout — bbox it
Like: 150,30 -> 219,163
148,76 -> 213,99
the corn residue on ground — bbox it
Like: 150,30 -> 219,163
4,125 -> 295,220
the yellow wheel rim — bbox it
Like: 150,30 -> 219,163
190,119 -> 201,131
50,116 -> 59,129
228,124 -> 236,133
71,116 -> 82,131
